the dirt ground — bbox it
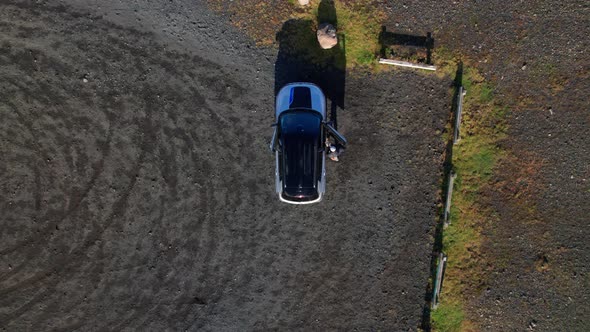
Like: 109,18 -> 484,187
0,1 -> 452,330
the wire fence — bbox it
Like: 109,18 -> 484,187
431,253 -> 447,309
443,171 -> 457,228
431,84 -> 466,310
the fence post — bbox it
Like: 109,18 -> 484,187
431,252 -> 447,309
443,171 -> 456,228
453,86 -> 466,144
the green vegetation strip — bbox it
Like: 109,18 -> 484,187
431,63 -> 507,332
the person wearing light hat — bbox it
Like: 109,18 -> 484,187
328,144 -> 343,162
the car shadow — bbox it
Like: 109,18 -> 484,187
274,0 -> 346,129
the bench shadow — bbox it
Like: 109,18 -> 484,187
274,0 -> 346,129
378,26 -> 434,64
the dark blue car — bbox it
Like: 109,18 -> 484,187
270,83 -> 346,204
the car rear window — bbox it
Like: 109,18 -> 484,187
280,111 -> 321,190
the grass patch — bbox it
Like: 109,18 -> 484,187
355,48 -> 377,65
459,68 -> 508,138
290,0 -> 385,68
454,137 -> 500,190
206,0 -> 385,69
331,1 -> 385,68
479,83 -> 493,103
432,302 -> 465,332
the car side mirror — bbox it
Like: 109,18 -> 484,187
269,127 -> 278,153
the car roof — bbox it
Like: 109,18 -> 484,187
279,110 -> 322,201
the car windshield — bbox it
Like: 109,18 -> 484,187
280,111 -> 321,192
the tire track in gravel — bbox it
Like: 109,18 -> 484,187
1,2 -> 268,329
0,99 -> 113,259
0,88 -> 149,326
0,83 -> 112,302
46,93 -> 180,327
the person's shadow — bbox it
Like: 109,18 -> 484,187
274,0 -> 346,129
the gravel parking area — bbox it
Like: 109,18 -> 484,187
0,1 -> 451,330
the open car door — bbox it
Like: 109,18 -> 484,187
323,122 -> 347,147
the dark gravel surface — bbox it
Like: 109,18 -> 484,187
381,0 -> 589,330
0,1 -> 451,330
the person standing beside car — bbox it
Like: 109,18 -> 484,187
327,143 -> 344,162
